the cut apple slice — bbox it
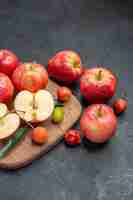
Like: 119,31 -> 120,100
14,89 -> 54,123
0,103 -> 8,118
0,103 -> 20,140
35,90 -> 54,121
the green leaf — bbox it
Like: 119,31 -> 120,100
0,127 -> 29,159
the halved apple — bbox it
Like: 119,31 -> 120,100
14,89 -> 54,123
0,103 -> 8,118
0,103 -> 20,140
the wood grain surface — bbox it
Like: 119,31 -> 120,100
0,79 -> 82,170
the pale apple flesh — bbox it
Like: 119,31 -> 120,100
14,90 -> 54,123
0,103 -> 20,140
0,103 -> 8,118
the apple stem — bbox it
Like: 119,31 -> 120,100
14,109 -> 26,114
97,105 -> 102,117
97,70 -> 102,81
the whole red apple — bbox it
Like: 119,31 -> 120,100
0,49 -> 20,77
57,86 -> 72,102
48,50 -> 83,84
113,98 -> 128,115
80,67 -> 117,103
12,62 -> 48,92
0,73 -> 14,103
80,104 -> 117,143
64,129 -> 81,146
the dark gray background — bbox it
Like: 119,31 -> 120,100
0,0 -> 131,199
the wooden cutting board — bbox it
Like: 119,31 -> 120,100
0,79 -> 82,170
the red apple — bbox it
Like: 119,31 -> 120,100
57,86 -> 72,102
80,67 -> 117,103
64,129 -> 81,146
0,49 -> 20,76
12,62 -> 48,92
113,98 -> 128,115
0,73 -> 14,103
80,104 -> 117,143
48,50 -> 83,84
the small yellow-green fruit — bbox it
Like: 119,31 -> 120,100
52,106 -> 64,123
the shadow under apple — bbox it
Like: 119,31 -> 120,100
82,137 -> 109,153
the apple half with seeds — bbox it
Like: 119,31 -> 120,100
14,90 -> 54,123
0,103 -> 20,140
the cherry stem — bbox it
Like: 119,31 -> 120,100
0,109 -> 27,120
0,112 -> 10,120
0,108 -> 34,129
13,109 -> 34,129
14,109 -> 26,113
23,120 -> 34,129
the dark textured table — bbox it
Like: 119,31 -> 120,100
0,0 -> 131,199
